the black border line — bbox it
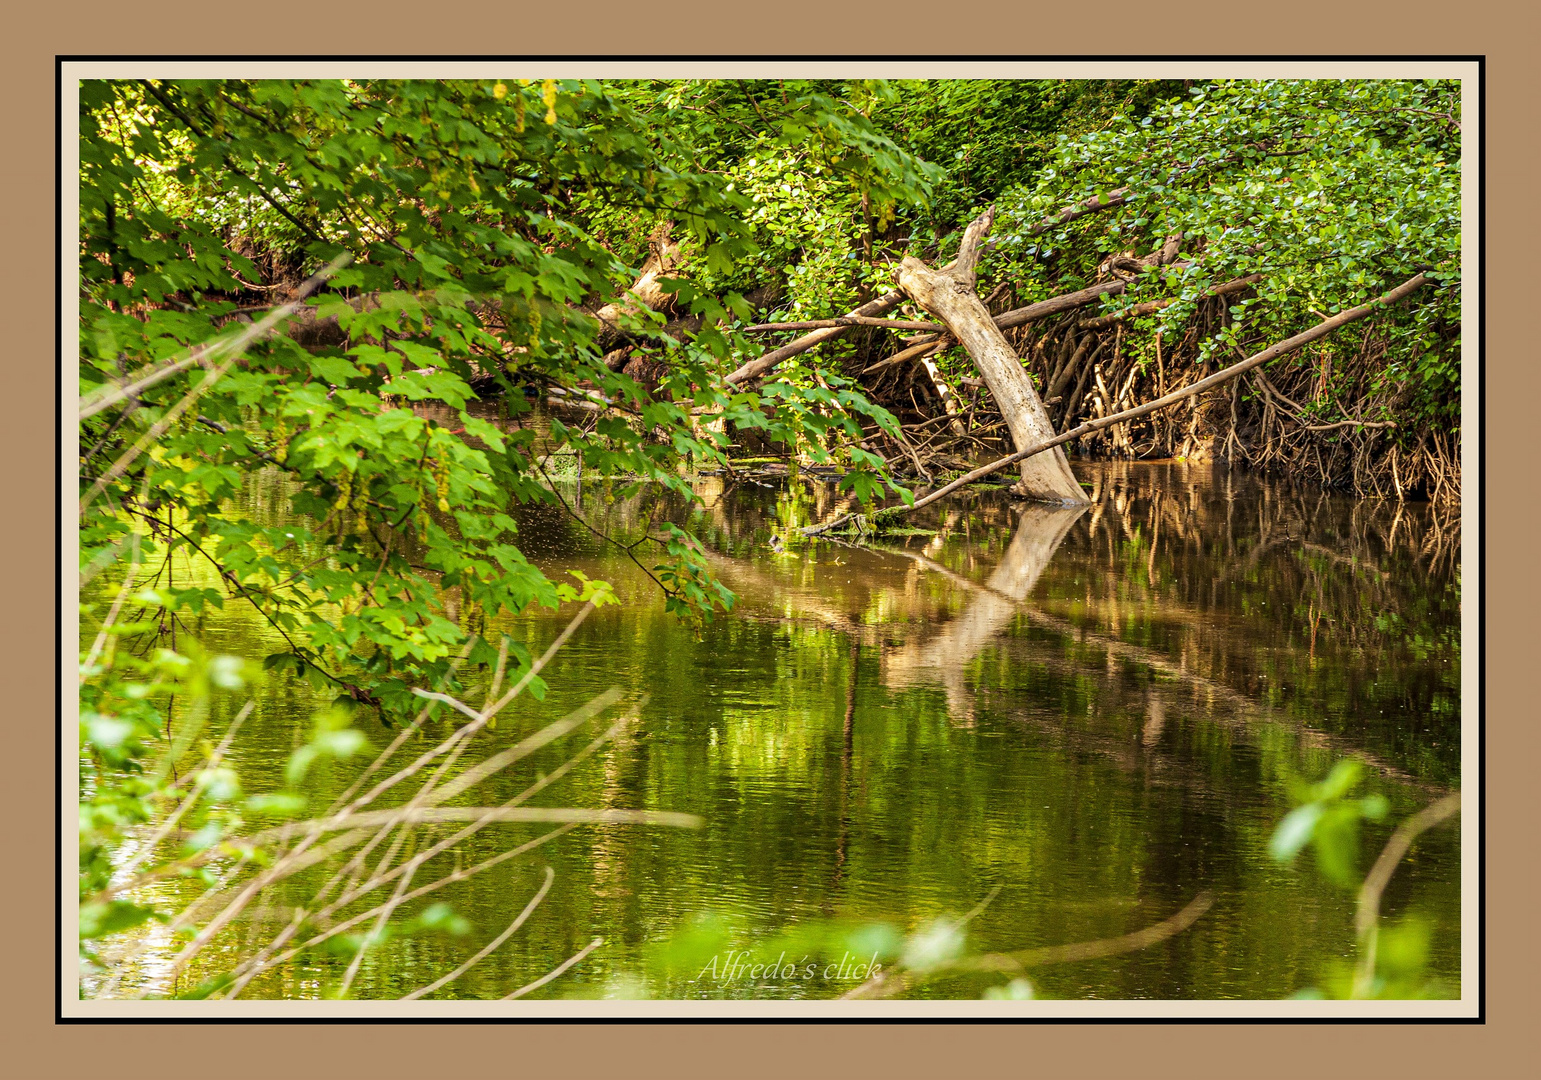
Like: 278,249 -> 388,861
58,55 -> 1485,1026
1474,53 -> 1486,1025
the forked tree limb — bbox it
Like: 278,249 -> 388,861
865,249 -> 1194,373
802,272 -> 1429,537
724,189 -> 1130,386
951,205 -> 996,290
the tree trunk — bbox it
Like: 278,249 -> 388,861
894,251 -> 1087,504
593,223 -> 682,350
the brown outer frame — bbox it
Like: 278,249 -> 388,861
12,9 -> 1537,1079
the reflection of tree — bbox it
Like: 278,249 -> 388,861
506,449 -> 1458,785
882,503 -> 1086,724
866,496 -> 1447,794
825,640 -> 860,914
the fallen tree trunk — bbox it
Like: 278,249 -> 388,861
894,209 -> 1087,504
723,188 -> 1131,386
803,272 -> 1429,537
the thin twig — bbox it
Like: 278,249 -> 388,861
1352,792 -> 1461,998
402,868 -> 555,1000
115,702 -> 255,884
841,892 -> 1213,1000
504,937 -> 605,1000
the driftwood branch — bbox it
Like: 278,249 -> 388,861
744,316 -> 942,333
803,272 -> 1429,537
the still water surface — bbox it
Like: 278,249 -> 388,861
89,456 -> 1462,1001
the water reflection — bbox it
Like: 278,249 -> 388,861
882,502 -> 1087,724
85,428 -> 1462,1001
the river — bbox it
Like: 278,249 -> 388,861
83,448 -> 1462,1001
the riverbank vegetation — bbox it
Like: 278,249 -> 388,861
77,75 -> 1463,1001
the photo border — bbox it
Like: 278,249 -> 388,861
8,5 -> 1531,1072
57,54 -> 1483,1023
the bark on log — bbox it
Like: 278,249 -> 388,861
592,224 -> 683,350
894,250 -> 1087,504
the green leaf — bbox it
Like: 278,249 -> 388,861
79,901 -> 160,940
1270,803 -> 1322,863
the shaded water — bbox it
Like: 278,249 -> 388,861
85,450 -> 1462,1001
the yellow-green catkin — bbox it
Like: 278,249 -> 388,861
435,452 -> 451,514
542,80 -> 558,125
352,481 -> 369,535
272,418 -> 289,464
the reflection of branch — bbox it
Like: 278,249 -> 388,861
841,892 -> 1213,1000
884,531 -> 1441,794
